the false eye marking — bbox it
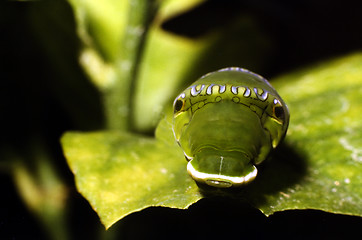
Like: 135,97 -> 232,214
219,85 -> 226,93
272,98 -> 286,123
254,88 -> 268,101
231,86 -> 238,94
206,84 -> 215,95
174,99 -> 184,113
178,83 -> 272,118
190,84 -> 206,96
173,93 -> 185,106
191,83 -> 264,99
243,87 -> 251,97
206,84 -> 226,95
231,86 -> 252,99
173,93 -> 187,114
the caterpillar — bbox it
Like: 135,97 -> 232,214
172,67 -> 289,188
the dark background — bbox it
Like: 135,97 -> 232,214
1,0 -> 362,239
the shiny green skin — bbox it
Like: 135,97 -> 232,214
172,68 -> 289,188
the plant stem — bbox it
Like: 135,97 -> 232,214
105,0 -> 158,130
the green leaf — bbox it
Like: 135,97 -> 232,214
62,52 -> 362,229
62,131 -> 202,229
250,52 -> 362,216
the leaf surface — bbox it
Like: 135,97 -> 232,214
62,53 -> 362,228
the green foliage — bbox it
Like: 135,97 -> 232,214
62,53 -> 362,228
68,0 -> 272,132
249,53 -> 362,216
62,129 -> 201,229
4,0 -> 361,238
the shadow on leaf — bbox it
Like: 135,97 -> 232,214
197,141 -> 307,207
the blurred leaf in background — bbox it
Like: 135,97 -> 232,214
1,0 -> 104,239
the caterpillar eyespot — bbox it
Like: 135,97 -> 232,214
174,99 -> 184,113
172,67 -> 290,188
274,106 -> 285,123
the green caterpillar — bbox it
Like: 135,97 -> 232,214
172,67 -> 289,188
